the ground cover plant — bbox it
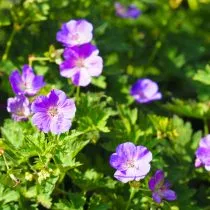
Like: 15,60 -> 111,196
0,0 -> 210,209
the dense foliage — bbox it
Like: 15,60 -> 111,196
0,0 -> 210,209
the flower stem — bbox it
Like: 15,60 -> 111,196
76,86 -> 80,101
203,119 -> 209,135
125,187 -> 137,210
2,27 -> 16,61
28,56 -> 50,66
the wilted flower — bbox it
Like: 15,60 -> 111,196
56,19 -> 93,47
109,142 -> 152,183
130,78 -> 162,103
114,2 -> 141,19
195,135 -> 210,171
7,95 -> 30,121
9,64 -> 45,96
31,89 -> 76,134
148,170 -> 177,203
59,43 -> 103,86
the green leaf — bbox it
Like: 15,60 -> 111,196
88,194 -> 110,210
53,193 -> 86,210
164,98 -> 210,119
193,64 -> 210,85
76,92 -> 116,134
0,184 -> 19,204
70,169 -> 117,191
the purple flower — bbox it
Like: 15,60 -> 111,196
130,78 -> 162,103
31,89 -> 76,134
9,64 -> 45,96
59,43 -> 103,87
114,2 -> 141,19
109,142 -> 152,183
148,170 -> 177,203
195,135 -> 210,171
56,19 -> 93,47
7,95 -> 30,121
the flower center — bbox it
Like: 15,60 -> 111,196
126,159 -> 135,168
48,107 -> 58,117
16,108 -> 24,116
70,33 -> 79,41
76,58 -> 85,68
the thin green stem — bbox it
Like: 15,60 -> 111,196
147,40 -> 162,65
2,154 -> 9,170
2,154 -> 19,185
2,27 -> 16,61
203,119 -> 209,135
29,56 -> 50,66
125,187 -> 137,210
76,86 -> 80,101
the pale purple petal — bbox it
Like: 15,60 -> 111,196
162,190 -> 177,201
152,192 -> 162,204
76,20 -> 93,44
31,96 -> 50,113
9,70 -> 23,95
110,153 -> 124,170
199,135 -> 210,148
60,65 -> 79,78
50,114 -> 72,134
136,146 -> 152,162
116,142 -> 136,160
58,99 -> 76,119
32,113 -> 51,133
72,69 -> 91,86
85,55 -> 103,76
134,162 -> 151,181
114,170 -> 135,183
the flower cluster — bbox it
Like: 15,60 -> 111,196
56,19 -> 103,86
109,142 -> 176,204
7,65 -> 45,121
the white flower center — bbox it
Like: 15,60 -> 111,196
126,159 -> 135,168
70,33 -> 79,41
76,58 -> 85,68
48,107 -> 58,117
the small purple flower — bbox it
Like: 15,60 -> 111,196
56,19 -> 93,47
9,64 -> 45,96
59,43 -> 103,87
114,2 -> 141,19
109,142 -> 152,183
7,95 -> 30,121
195,135 -> 210,171
130,78 -> 162,103
149,170 -> 177,203
31,89 -> 76,134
